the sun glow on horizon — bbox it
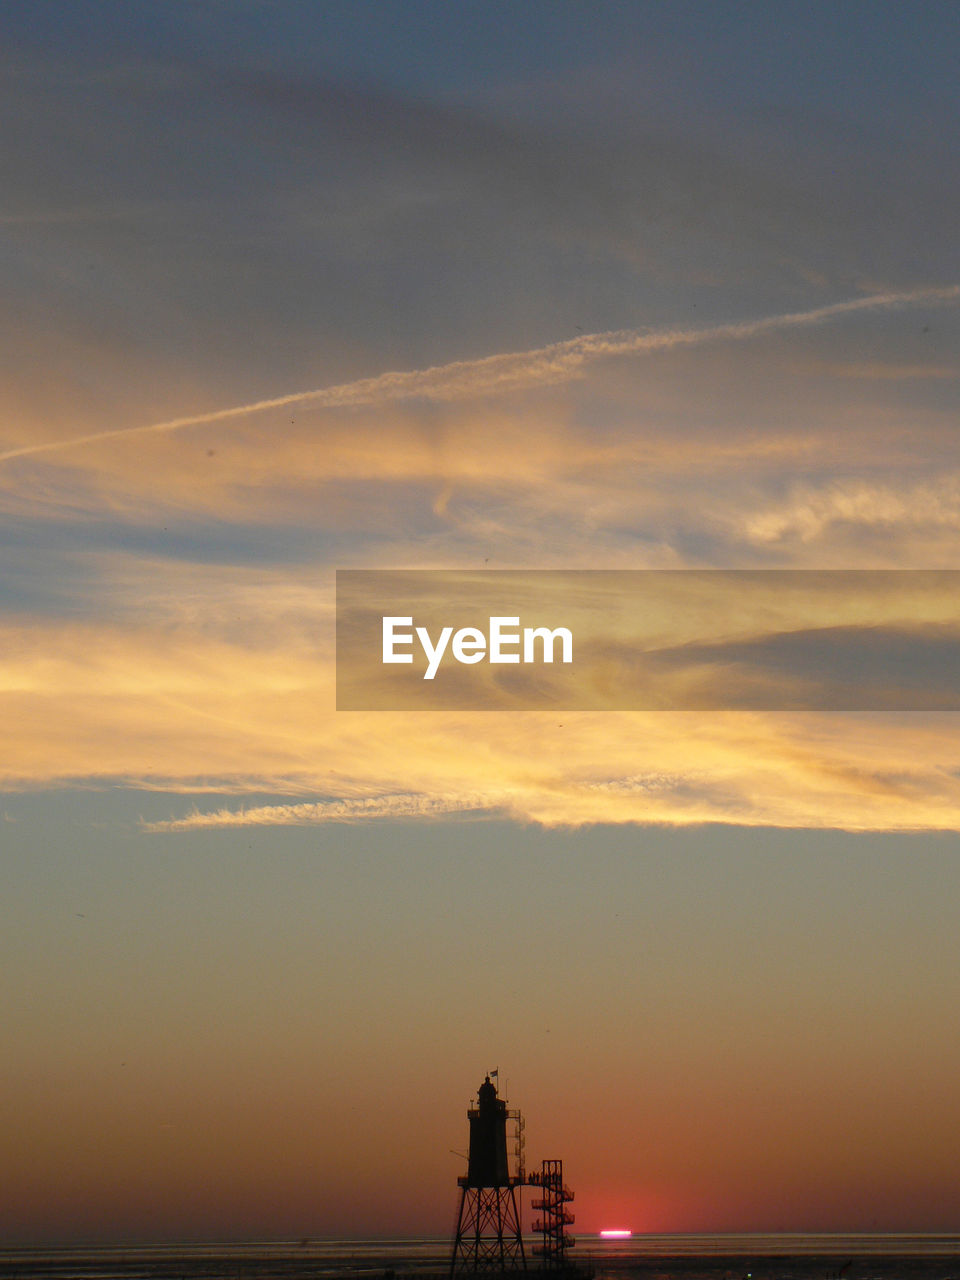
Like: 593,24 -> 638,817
599,1229 -> 633,1238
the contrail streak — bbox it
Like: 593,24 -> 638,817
142,790 -> 500,832
3,284 -> 957,465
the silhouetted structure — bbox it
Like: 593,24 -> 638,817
450,1076 -> 526,1275
529,1160 -> 575,1270
450,1076 -> 577,1276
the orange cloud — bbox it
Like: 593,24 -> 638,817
5,587 -> 960,831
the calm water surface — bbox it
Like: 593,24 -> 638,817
2,1238 -> 960,1280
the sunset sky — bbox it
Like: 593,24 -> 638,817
4,0 -> 960,1245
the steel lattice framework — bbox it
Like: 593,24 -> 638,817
450,1183 -> 526,1275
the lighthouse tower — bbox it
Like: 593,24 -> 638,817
450,1075 -> 526,1276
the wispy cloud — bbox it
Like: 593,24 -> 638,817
2,285 -> 956,466
7,601 -> 960,831
745,474 -> 960,546
143,791 -> 500,832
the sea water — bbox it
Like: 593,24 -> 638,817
2,1237 -> 960,1280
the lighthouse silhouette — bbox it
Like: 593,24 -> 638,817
450,1074 -> 526,1275
449,1073 -> 575,1276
